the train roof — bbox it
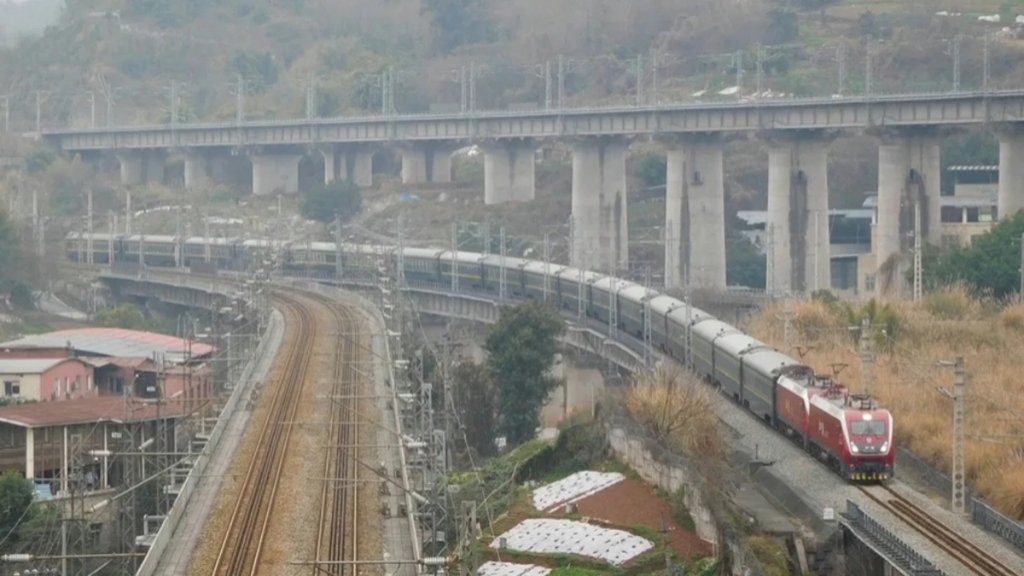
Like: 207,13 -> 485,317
402,247 -> 444,259
480,254 -> 529,269
616,284 -> 653,304
242,238 -> 292,248
591,277 -> 637,294
123,234 -> 177,243
436,250 -> 485,264
290,241 -> 338,252
521,261 -> 568,276
66,232 -> 116,240
691,319 -> 742,341
555,267 -> 604,284
714,332 -> 763,356
184,236 -> 237,245
664,301 -> 713,325
744,349 -> 803,377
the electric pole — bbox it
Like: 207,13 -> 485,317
783,299 -> 793,350
860,317 -> 874,397
235,74 -> 245,125
545,59 -> 553,109
542,231 -> 551,301
755,44 -> 764,98
469,62 -> 476,112
557,54 -> 565,109
36,90 -> 43,134
865,36 -> 874,96
951,34 -> 962,92
951,357 -> 966,516
1,95 -> 8,132
499,226 -> 507,302
837,43 -> 846,95
983,33 -> 990,93
914,202 -> 923,302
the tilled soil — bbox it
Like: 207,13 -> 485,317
572,478 -> 713,560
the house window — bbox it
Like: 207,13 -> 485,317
865,275 -> 877,292
941,206 -> 961,223
3,381 -> 19,397
966,208 -> 980,223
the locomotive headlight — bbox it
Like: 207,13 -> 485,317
880,442 -> 889,453
849,441 -> 859,453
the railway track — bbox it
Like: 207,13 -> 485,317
314,300 -> 363,575
857,485 -> 1017,576
209,292 -> 319,576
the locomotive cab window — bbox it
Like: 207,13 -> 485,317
850,420 -> 886,435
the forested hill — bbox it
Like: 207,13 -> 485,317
3,0 -> 1024,133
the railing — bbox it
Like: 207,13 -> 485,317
842,501 -> 946,576
972,499 -> 1024,555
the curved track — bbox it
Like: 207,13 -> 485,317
314,299 -> 363,575
209,292 -> 318,576
857,485 -> 1017,576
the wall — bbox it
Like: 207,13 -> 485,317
0,348 -> 71,359
39,359 -> 95,401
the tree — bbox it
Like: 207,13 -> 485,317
0,209 -> 32,308
422,0 -> 496,53
767,9 -> 799,44
301,180 -> 363,225
484,301 -> 565,445
93,303 -> 148,330
0,472 -> 35,553
452,361 -> 496,457
923,212 -> 1024,299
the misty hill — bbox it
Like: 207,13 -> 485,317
0,0 -> 64,45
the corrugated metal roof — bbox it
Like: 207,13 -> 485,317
862,195 -> 996,208
0,396 -> 185,428
0,328 -> 215,361
947,165 -> 999,172
736,209 -> 874,226
0,358 -> 72,374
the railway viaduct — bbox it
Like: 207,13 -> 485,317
92,266 -> 1024,576
43,91 -> 1024,295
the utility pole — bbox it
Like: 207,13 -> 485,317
814,211 -> 821,293
650,49 -> 660,105
542,232 -> 551,301
632,54 -> 644,106
87,90 -> 96,128
860,317 -> 874,397
87,189 -> 94,265
451,222 -> 459,293
557,54 -> 565,109
865,36 -> 874,96
952,34 -> 962,92
755,44 -> 764,98
382,68 -> 390,115
983,33 -> 991,93
460,65 -> 468,113
126,193 -> 132,236
1,95 -> 8,132
169,82 -> 179,125
951,357 -> 966,516
643,265 -> 653,367
235,74 -> 245,125
1019,231 -> 1024,295
499,226 -> 507,302
914,202 -> 923,302
482,215 -> 490,256
469,62 -> 477,112
783,299 -> 793,349
544,59 -> 553,109
837,43 -> 846,95
36,90 -> 43,134
684,264 -> 693,367
766,223 -> 775,296
734,50 -> 743,96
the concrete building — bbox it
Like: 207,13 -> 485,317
0,396 -> 183,497
0,358 -> 95,402
0,328 -> 214,410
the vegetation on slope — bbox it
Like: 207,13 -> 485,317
747,286 -> 1024,519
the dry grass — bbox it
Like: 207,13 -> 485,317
747,286 -> 1024,519
623,365 -> 725,461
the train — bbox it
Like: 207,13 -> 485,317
65,231 -> 895,482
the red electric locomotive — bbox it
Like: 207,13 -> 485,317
776,371 -> 895,482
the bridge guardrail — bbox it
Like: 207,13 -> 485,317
843,501 -> 946,576
972,499 -> 1024,555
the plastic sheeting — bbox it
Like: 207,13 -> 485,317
491,519 -> 654,566
531,471 -> 625,511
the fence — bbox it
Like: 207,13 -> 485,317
842,501 -> 945,576
134,306 -> 281,576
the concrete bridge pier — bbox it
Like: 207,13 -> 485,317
998,128 -> 1024,220
117,150 -> 165,186
875,134 -> 941,295
319,145 -> 337,185
250,152 -> 302,196
664,138 -> 727,290
184,152 -> 208,189
766,134 -> 831,295
483,139 -> 536,204
117,152 -> 143,186
340,146 -> 374,187
400,142 -> 456,184
571,136 -> 629,273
